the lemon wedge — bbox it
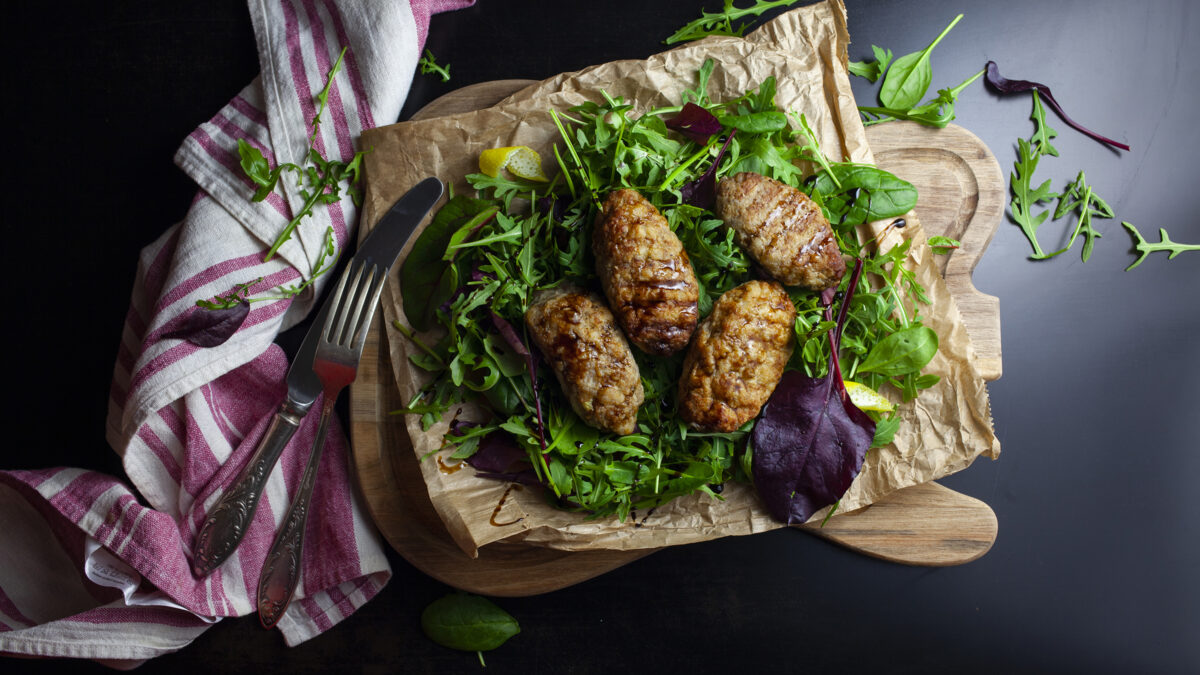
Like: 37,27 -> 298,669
844,380 -> 895,413
478,145 -> 549,182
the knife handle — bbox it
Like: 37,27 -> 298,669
257,394 -> 336,629
191,399 -> 309,578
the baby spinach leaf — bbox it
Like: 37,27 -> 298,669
878,14 -> 962,110
858,66 -> 984,129
857,325 -> 938,377
401,195 -> 496,331
421,592 -> 520,664
812,164 -> 917,225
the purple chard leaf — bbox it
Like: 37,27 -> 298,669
750,371 -> 876,524
984,61 -> 1130,152
751,259 -> 875,524
162,300 -> 250,348
679,129 -> 736,209
488,310 -> 548,452
465,429 -> 541,486
665,102 -> 722,144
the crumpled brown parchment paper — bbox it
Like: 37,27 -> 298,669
359,0 -> 1000,557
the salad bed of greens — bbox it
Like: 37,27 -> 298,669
395,60 -> 946,522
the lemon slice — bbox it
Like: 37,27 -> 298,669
478,145 -> 549,182
844,380 -> 895,413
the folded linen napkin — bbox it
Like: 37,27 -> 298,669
0,0 -> 473,664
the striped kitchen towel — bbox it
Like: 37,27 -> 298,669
0,0 -> 473,665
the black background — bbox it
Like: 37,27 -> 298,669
8,1 -> 1199,673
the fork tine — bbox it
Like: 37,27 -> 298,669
322,262 -> 354,341
341,264 -> 377,347
328,262 -> 366,345
349,266 -> 387,351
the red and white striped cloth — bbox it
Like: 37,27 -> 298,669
0,0 -> 473,665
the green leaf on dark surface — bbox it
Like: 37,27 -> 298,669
663,0 -> 803,45
419,49 -> 452,82
848,45 -> 893,83
878,14 -> 963,110
421,593 -> 519,665
859,66 -> 984,128
1122,222 -> 1200,270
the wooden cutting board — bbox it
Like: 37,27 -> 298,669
348,80 -> 1005,596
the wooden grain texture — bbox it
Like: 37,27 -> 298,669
348,80 -> 1004,595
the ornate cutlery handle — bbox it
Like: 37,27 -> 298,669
257,396 -> 335,629
191,399 -> 309,577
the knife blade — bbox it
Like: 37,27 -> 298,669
191,176 -> 444,577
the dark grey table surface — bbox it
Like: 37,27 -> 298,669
8,1 -> 1198,673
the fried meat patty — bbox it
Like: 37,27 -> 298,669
715,172 -> 845,290
525,287 -> 645,435
593,189 -> 700,356
677,280 -> 795,432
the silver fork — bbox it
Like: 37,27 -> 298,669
256,259 -> 386,629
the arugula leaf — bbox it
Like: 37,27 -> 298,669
848,45 -> 893,83
928,235 -> 960,254
682,58 -> 716,106
1009,90 -> 1061,259
878,14 -> 963,110
200,48 -> 366,314
418,49 -> 451,82
1046,171 -> 1113,262
1122,222 -> 1200,270
663,0 -> 802,45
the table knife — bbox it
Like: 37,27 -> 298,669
191,176 -> 444,578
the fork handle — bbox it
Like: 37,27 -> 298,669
257,395 -> 336,629
191,398 -> 309,578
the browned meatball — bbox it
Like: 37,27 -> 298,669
677,280 -> 795,432
524,287 -> 645,435
715,172 -> 845,290
593,189 -> 700,356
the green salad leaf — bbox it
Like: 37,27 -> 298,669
663,0 -> 803,45
421,593 -> 519,666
